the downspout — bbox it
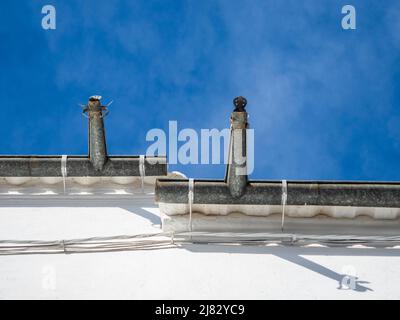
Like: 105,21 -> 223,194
86,96 -> 108,171
225,96 -> 249,198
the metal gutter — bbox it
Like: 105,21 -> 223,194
0,156 -> 165,177
156,179 -> 400,207
155,97 -> 400,212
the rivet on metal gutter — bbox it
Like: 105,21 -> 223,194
0,96 -> 167,178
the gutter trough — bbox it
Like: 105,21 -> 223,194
0,155 -> 165,177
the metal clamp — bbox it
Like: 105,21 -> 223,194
188,179 -> 194,233
281,180 -> 288,231
61,155 -> 68,194
139,155 -> 146,193
60,240 -> 67,254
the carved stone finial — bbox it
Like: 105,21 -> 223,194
233,96 -> 247,112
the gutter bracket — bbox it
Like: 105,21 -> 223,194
281,180 -> 288,231
139,155 -> 146,193
188,178 -> 194,233
61,155 -> 68,194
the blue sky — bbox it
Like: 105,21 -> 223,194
1,0 -> 400,180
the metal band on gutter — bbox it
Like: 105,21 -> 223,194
61,155 -> 67,194
188,179 -> 194,233
139,155 -> 145,193
281,180 -> 287,231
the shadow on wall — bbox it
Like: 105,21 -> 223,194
3,198 -> 396,292
275,252 -> 372,292
0,198 -> 162,226
183,244 -> 400,292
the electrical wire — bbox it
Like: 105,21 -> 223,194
1,231 -> 400,255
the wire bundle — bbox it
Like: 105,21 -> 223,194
1,232 -> 400,255
175,232 -> 400,247
0,233 -> 175,255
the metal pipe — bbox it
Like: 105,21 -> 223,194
87,96 -> 108,171
225,96 -> 248,197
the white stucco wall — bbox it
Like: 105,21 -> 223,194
0,192 -> 400,299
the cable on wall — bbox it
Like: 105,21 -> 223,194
1,232 -> 400,255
